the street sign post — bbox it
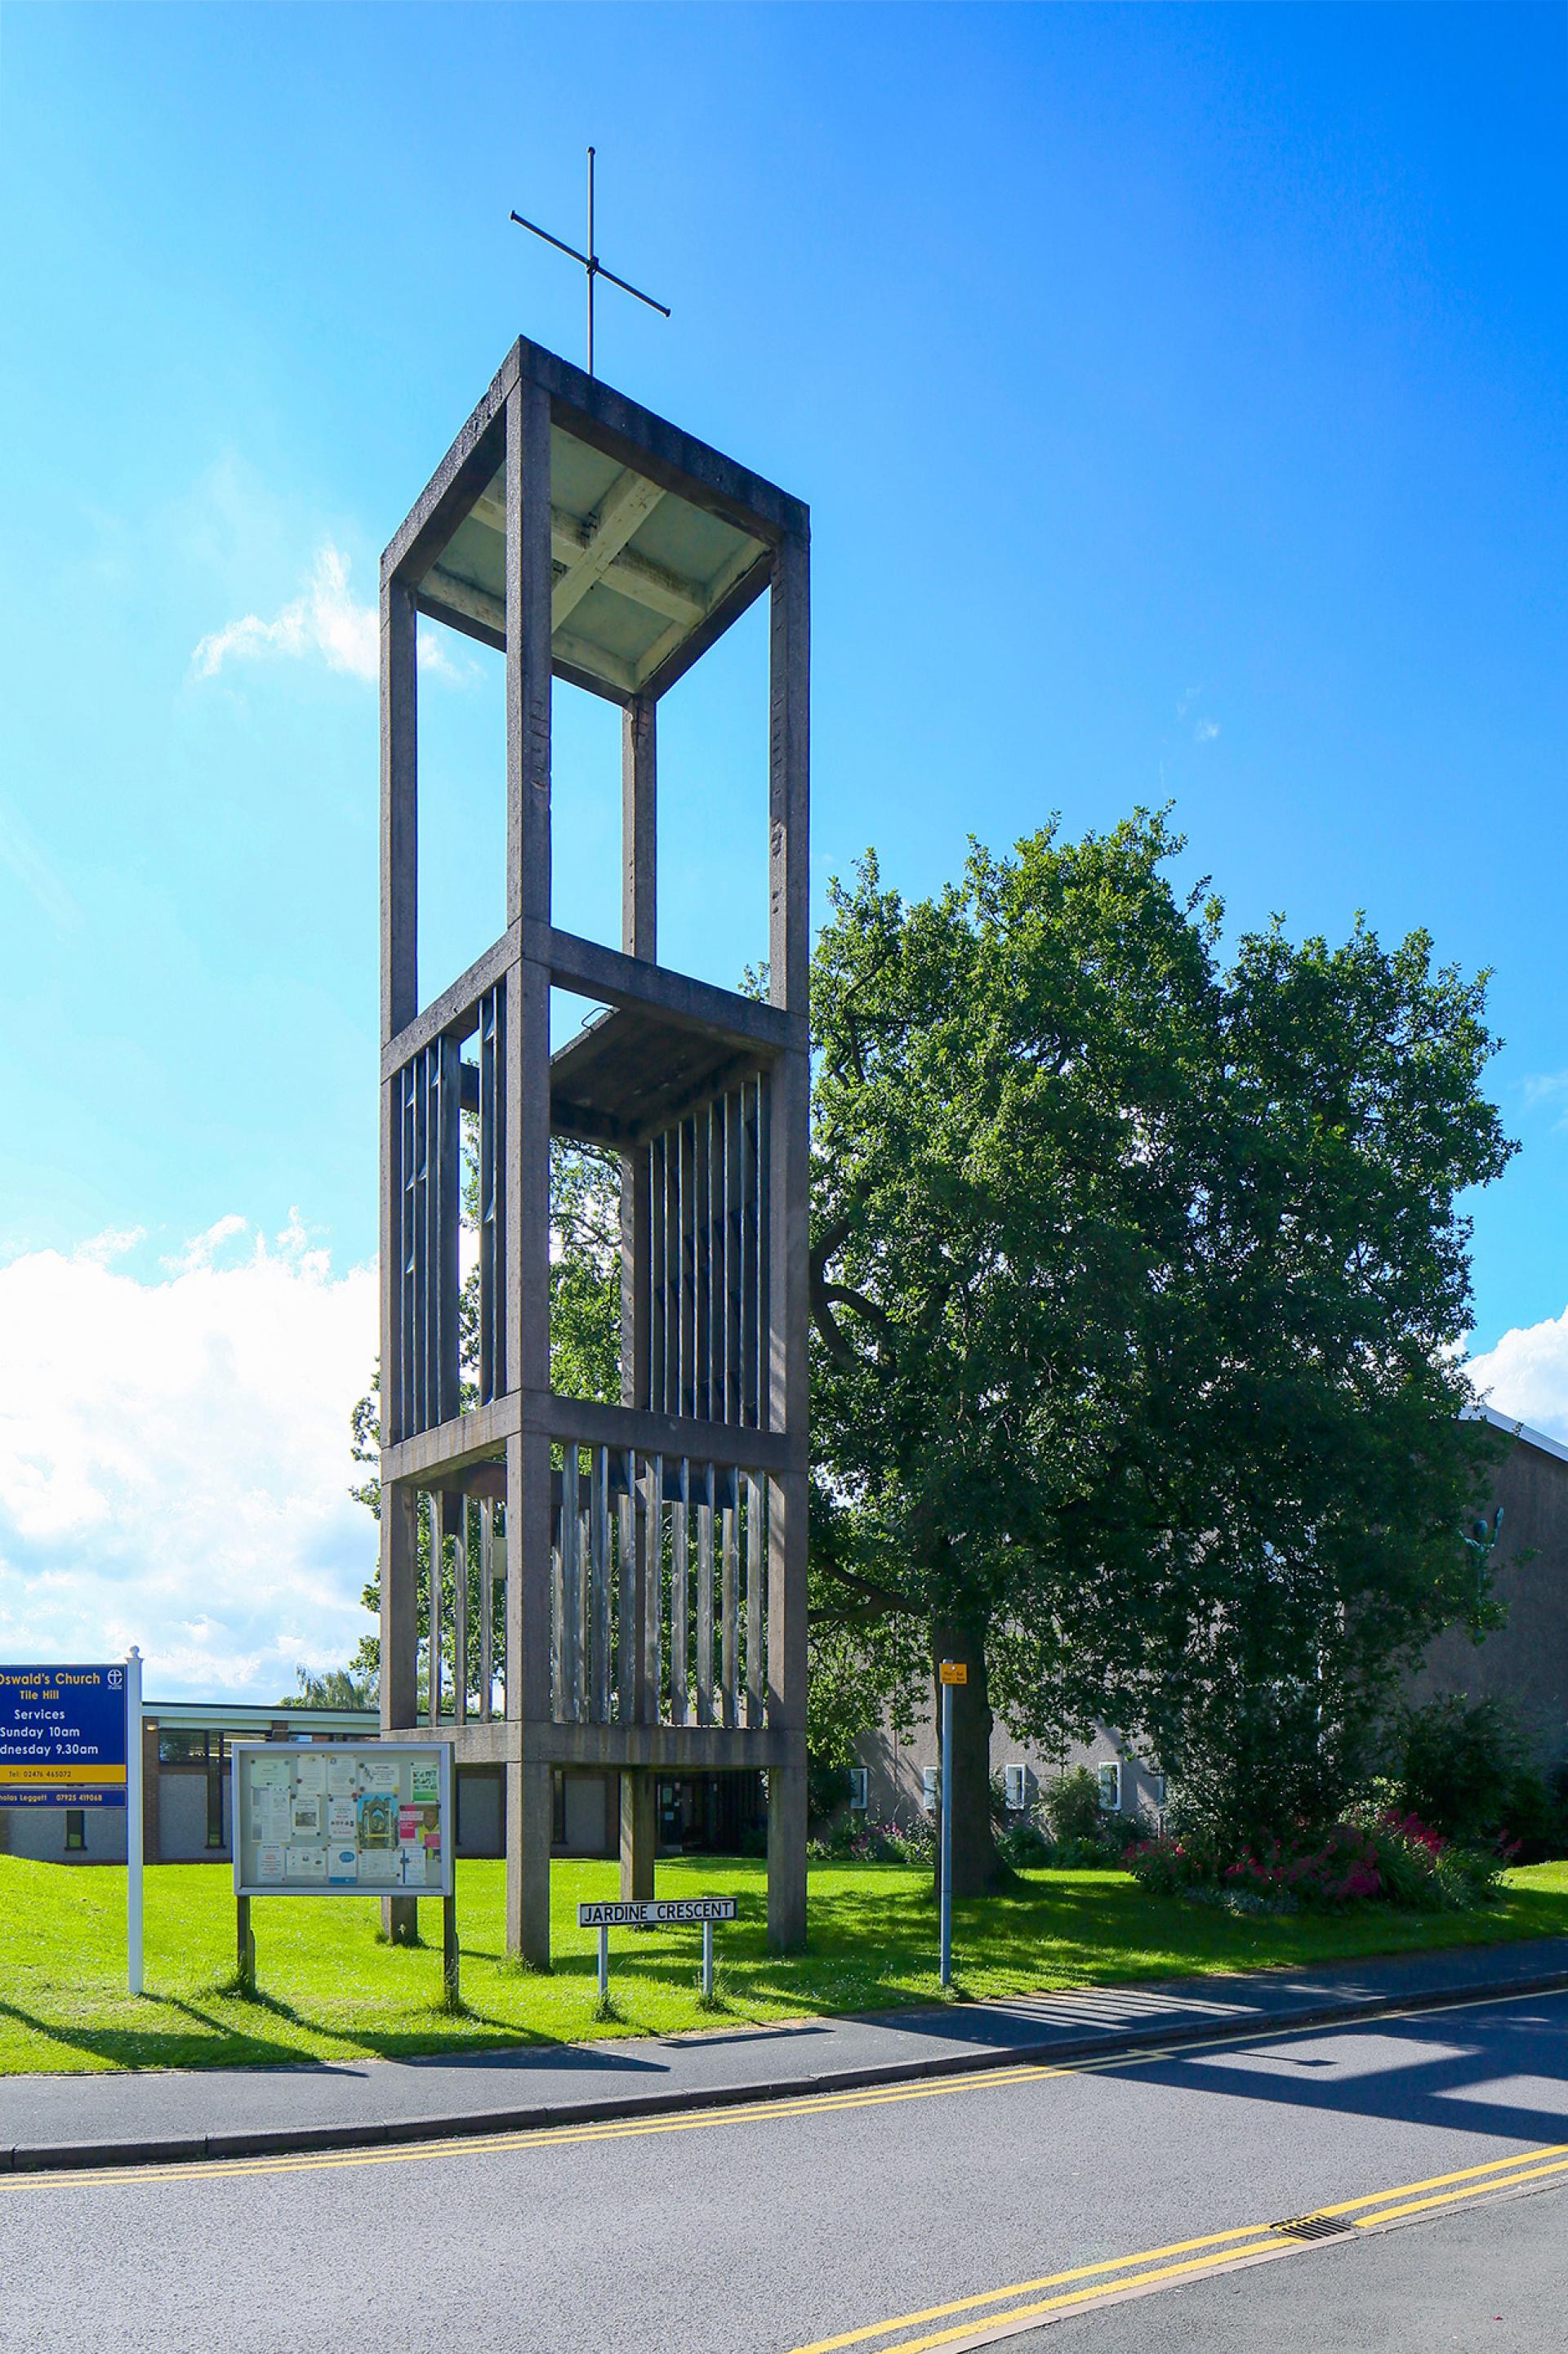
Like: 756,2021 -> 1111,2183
938,1660 -> 967,1987
577,1896 -> 737,2005
0,1657 -> 141,1991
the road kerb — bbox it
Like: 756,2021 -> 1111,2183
6,1958 -> 1568,2177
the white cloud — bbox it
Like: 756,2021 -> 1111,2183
161,1213 -> 248,1276
191,544 -> 457,685
1521,1072 -> 1568,1131
1468,1307 -> 1568,1447
1194,717 -> 1221,743
0,1217 -> 378,1699
76,1226 -> 147,1268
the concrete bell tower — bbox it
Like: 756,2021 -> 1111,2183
376,337 -> 809,1964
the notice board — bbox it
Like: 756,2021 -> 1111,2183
232,1741 -> 452,1897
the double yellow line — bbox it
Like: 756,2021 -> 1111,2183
0,1980 -> 1557,2202
0,2062 -> 1081,2196
4,1988 -> 1567,2354
790,2140 -> 1568,2354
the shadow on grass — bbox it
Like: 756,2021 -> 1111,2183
0,1994 -> 323,2075
5,1856 -> 1566,2080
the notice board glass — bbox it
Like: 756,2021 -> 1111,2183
231,1741 -> 452,1898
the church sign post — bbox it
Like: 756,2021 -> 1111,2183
0,1656 -> 140,1991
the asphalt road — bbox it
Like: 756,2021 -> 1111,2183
1040,2178 -> 1567,2352
2,1986 -> 1566,2354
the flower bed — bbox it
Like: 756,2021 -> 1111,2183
1124,1809 -> 1508,1915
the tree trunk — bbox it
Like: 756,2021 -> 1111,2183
931,1619 -> 1000,1896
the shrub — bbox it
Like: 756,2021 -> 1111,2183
1357,1811 -> 1446,1907
1224,1826 -> 1382,1906
1126,1808 -> 1503,1914
996,1817 -> 1052,1867
1496,1764 -> 1568,1863
806,1759 -> 854,1832
882,1814 -> 937,1867
1043,1768 -> 1109,1848
1123,1832 -> 1216,1897
1433,1840 -> 1508,1908
1394,1694 -> 1536,1845
1156,1680 -> 1360,1860
807,1814 -> 935,1867
1101,1810 -> 1148,1852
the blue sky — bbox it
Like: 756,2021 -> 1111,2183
2,5 -> 1564,1688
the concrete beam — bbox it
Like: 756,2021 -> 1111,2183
550,469 -> 666,632
379,1394 -> 521,1488
381,925 -> 521,1084
532,924 -> 800,1057
524,1390 -> 796,1476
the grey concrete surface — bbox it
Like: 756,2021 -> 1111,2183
1040,2179 -> 1568,2352
0,1987 -> 1565,2354
6,1933 -> 1567,2169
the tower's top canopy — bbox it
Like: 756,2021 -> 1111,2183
382,337 -> 807,706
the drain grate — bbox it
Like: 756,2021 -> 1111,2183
1269,2214 -> 1353,2243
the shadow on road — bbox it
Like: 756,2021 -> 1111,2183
1096,1996 -> 1568,2151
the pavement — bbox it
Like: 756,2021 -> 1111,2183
3,1982 -> 1566,2353
4,1931 -> 1568,2172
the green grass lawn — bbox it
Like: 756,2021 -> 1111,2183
3,1852 -> 1567,2076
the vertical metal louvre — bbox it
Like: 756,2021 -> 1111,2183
417,1491 -> 505,1725
644,1071 -> 769,1428
477,981 -> 506,1405
394,1033 -> 461,1441
548,1447 -> 769,1728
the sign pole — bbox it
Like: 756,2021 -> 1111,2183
443,1880 -> 460,2008
236,1893 -> 256,1994
125,1647 -> 144,1995
938,1659 -> 966,1989
577,1893 -> 737,2004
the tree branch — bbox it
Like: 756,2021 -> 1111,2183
817,1559 -> 920,1616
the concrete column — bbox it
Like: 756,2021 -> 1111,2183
497,370 -> 556,1973
505,1758 -> 552,1968
619,1770 -> 657,1901
621,694 -> 656,960
381,1477 -> 420,1944
764,532 -> 810,1954
767,1750 -> 808,1950
765,1466 -> 809,1951
504,1416 -> 554,1966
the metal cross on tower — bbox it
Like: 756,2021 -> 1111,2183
510,146 -> 671,377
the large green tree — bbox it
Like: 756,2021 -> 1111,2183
807,814 -> 1513,1886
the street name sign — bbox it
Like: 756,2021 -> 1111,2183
578,1897 -> 738,1928
0,1664 -> 129,1805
